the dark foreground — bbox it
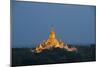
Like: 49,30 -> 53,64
12,44 -> 96,66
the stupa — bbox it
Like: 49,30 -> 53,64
32,27 -> 77,53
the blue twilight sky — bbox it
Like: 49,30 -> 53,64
12,1 -> 96,48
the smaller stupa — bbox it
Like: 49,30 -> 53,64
32,26 -> 77,53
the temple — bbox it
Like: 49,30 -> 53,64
32,27 -> 77,53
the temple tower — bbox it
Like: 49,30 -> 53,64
33,26 -> 77,53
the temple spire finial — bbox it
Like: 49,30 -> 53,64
49,25 -> 56,39
51,25 -> 55,32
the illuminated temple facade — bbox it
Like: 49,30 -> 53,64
32,27 -> 77,53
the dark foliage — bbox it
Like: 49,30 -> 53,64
12,45 -> 96,66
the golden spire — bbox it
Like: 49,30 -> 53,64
49,25 -> 56,39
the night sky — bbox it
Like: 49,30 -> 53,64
12,1 -> 96,48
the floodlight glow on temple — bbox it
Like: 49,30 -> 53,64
32,26 -> 77,53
